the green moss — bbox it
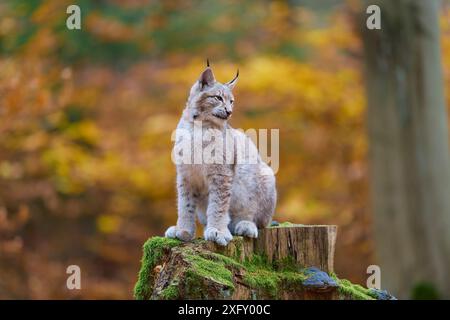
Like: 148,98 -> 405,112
273,256 -> 299,271
159,283 -> 180,300
208,252 -> 244,270
184,251 -> 236,288
184,269 -> 210,298
183,258 -> 235,299
243,257 -> 374,300
191,238 -> 209,246
133,236 -> 181,300
337,279 -> 375,300
243,253 -> 271,270
235,238 -> 243,258
243,255 -> 278,296
242,254 -> 306,298
280,271 -> 307,283
244,269 -> 280,297
318,270 -> 376,300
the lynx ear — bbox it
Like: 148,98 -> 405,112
198,67 -> 215,89
226,69 -> 239,90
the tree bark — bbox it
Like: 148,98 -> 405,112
361,0 -> 450,298
254,225 -> 337,273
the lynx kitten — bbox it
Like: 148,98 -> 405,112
165,63 -> 276,246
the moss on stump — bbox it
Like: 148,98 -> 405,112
134,235 -> 386,300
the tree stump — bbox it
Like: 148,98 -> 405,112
203,224 -> 336,273
134,224 -> 393,300
256,224 -> 336,273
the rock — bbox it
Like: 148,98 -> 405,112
302,267 -> 339,291
270,220 -> 280,227
368,288 -> 397,300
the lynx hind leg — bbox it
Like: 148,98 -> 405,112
197,211 -> 207,226
196,201 -> 208,226
255,173 -> 277,229
233,220 -> 258,238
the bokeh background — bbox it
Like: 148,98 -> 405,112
0,0 -> 449,299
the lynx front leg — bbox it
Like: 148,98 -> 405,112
204,172 -> 233,246
165,175 -> 196,241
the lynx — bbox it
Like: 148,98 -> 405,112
165,62 -> 277,246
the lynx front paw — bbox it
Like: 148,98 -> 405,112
164,226 -> 194,242
234,221 -> 258,238
204,227 -> 233,246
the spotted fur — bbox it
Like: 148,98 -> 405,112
165,65 -> 277,246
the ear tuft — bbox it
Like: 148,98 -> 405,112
226,69 -> 239,90
206,58 -> 210,67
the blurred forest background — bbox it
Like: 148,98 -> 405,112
1,0 -> 450,299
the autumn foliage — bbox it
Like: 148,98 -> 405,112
0,0 -> 449,299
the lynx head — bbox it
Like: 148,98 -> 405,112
186,61 -> 239,126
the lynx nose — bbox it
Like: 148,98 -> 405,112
226,110 -> 232,116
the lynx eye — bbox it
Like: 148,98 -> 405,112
214,95 -> 223,102
230,100 -> 234,104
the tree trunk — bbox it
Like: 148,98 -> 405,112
361,0 -> 450,298
134,225 -> 393,300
